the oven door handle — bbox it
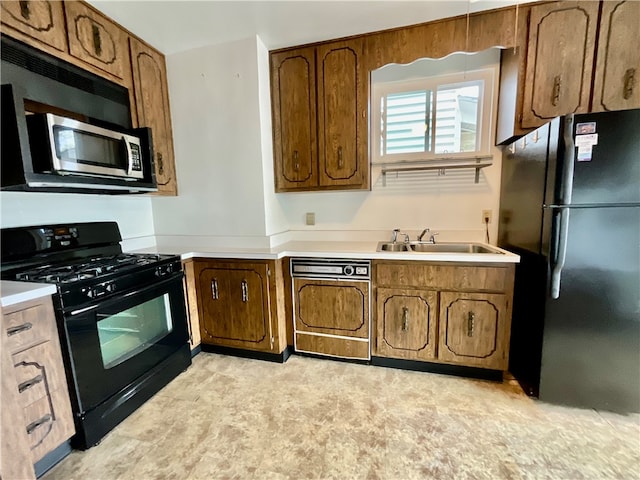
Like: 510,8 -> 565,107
67,272 -> 183,316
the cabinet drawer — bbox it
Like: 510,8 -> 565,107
375,262 -> 511,292
23,388 -> 75,462
13,341 -> 67,407
295,333 -> 369,360
4,304 -> 55,354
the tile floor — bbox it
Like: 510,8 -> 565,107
44,353 -> 640,479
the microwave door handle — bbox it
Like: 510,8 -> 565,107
122,136 -> 134,176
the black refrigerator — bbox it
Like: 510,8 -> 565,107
498,109 -> 640,414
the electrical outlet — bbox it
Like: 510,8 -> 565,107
482,209 -> 492,224
305,212 -> 315,226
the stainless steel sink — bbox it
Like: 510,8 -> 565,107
377,242 -> 410,252
376,241 -> 503,254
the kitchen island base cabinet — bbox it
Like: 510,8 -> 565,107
193,259 -> 287,356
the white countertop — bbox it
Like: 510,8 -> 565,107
0,281 -> 57,308
133,240 -> 520,264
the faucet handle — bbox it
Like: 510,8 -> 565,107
428,232 -> 440,243
391,228 -> 400,243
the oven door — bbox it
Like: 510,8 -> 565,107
63,273 -> 188,413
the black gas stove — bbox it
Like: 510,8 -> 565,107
1,222 -> 191,450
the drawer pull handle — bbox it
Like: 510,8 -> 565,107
18,375 -> 44,393
211,279 -> 219,300
26,414 -> 52,435
467,311 -> 475,337
624,68 -> 636,100
293,150 -> 300,172
7,322 -> 33,336
402,306 -> 409,331
19,0 -> 30,20
241,280 -> 248,303
551,75 -> 562,106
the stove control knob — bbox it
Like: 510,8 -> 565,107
344,265 -> 354,276
83,287 -> 94,298
105,282 -> 115,293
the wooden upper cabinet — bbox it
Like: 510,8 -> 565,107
271,47 -> 317,191
0,0 -> 67,52
64,1 -> 130,82
521,1 -> 599,128
592,1 -> 640,112
270,38 -> 368,192
317,40 -> 366,188
438,292 -> 509,370
375,288 -> 437,361
130,37 -> 177,195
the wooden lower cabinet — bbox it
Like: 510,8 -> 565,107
193,259 -> 286,354
373,261 -> 514,371
375,288 -> 437,361
438,292 -> 510,370
1,296 -> 75,480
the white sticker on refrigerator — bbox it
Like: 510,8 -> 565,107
577,145 -> 593,162
575,133 -> 598,147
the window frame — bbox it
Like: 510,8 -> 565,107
371,67 -> 497,164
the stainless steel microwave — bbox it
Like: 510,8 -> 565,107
28,113 -> 146,182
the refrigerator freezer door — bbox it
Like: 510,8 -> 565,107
565,109 -> 640,206
539,205 -> 640,413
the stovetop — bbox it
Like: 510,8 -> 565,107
15,253 -> 173,284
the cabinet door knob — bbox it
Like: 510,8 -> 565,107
92,23 -> 102,57
402,306 -> 409,331
293,150 -> 300,172
337,146 -> 344,169
241,280 -> 249,303
467,311 -> 475,337
624,68 -> 636,100
19,0 -> 30,20
211,279 -> 219,300
7,322 -> 33,336
551,75 -> 562,107
26,414 -> 52,435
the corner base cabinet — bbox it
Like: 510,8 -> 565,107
192,259 -> 287,354
373,261 -> 515,371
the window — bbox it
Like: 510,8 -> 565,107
372,65 -> 497,164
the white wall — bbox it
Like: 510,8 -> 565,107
0,192 -> 155,248
153,36 -> 278,248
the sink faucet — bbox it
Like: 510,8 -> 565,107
418,228 -> 439,243
391,228 -> 410,243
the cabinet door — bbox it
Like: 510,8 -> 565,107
592,1 -> 640,112
294,279 -> 369,339
271,47 -> 317,191
130,37 -> 177,195
438,292 -> 509,370
64,1 -> 130,81
197,263 -> 273,351
521,1 -> 599,128
317,39 -> 368,189
375,288 -> 437,361
0,0 -> 67,52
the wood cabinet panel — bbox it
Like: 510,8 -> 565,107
375,262 -> 511,292
438,292 -> 509,369
521,1 -> 599,128
4,304 -> 54,353
295,333 -> 369,360
195,260 -> 277,352
271,47 -> 317,191
375,288 -> 437,361
13,341 -> 66,407
592,0 -> 640,112
0,0 -> 67,52
64,1 -> 130,81
317,40 -> 366,188
130,37 -> 177,195
294,279 -> 369,338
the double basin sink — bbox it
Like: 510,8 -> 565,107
376,241 -> 504,254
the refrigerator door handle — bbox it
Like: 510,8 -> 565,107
559,115 -> 576,205
550,208 -> 570,299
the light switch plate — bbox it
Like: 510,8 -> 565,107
305,212 -> 315,225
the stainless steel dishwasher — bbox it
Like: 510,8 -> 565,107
290,258 -> 371,361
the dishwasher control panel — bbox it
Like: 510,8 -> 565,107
291,258 -> 370,280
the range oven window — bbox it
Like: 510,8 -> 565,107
97,294 -> 173,369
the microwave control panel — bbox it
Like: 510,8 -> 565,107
130,143 -> 142,171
